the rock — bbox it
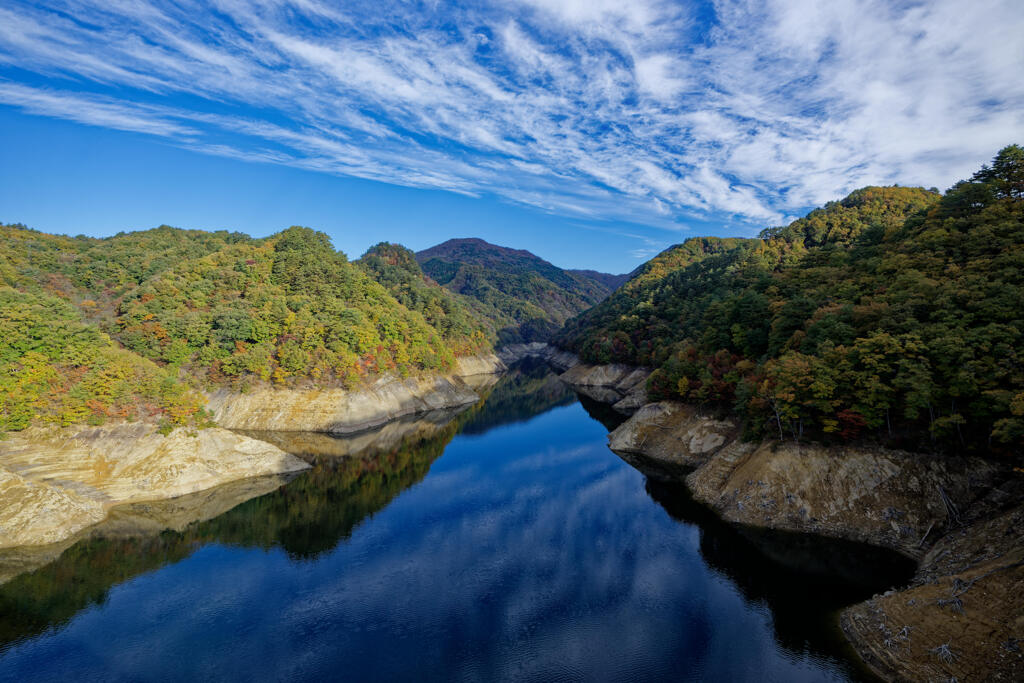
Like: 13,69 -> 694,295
560,363 -> 647,390
611,382 -> 649,414
686,439 -> 1003,556
610,399 -> 1010,556
495,343 -> 580,372
608,402 -> 739,471
238,407 -> 468,461
0,472 -> 296,584
496,342 -> 551,365
454,353 -> 506,377
0,423 -> 308,549
0,466 -> 105,548
545,348 -> 582,372
841,503 -> 1024,682
207,373 -> 482,433
558,362 -> 650,413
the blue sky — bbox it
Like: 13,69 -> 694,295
1,1 -> 1021,273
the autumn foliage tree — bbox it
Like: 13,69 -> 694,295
562,146 -> 1024,455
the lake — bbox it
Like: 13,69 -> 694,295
0,361 -> 913,681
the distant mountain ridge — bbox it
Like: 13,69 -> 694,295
567,269 -> 631,291
415,238 -> 625,345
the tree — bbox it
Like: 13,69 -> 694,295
972,144 -> 1024,200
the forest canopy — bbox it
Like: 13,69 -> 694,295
557,146 -> 1024,454
416,238 -> 620,344
0,224 -> 496,434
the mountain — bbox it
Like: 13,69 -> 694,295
415,238 -> 623,345
557,146 -> 1024,454
0,223 -> 247,434
0,225 -> 494,435
567,269 -> 631,291
356,242 -> 496,352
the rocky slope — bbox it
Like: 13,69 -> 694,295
455,352 -> 505,377
606,400 -> 1008,557
237,407 -> 471,461
0,424 -> 308,549
591,380 -> 1023,680
842,502 -> 1024,681
0,354 -> 502,555
686,440 -> 1003,558
0,472 -> 294,584
559,363 -> 650,413
497,342 -> 579,370
501,344 -> 650,414
207,354 -> 502,433
607,402 -> 739,474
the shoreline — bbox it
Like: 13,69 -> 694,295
0,353 -> 506,554
550,351 -> 1023,681
206,352 -> 504,434
3,349 -> 1019,678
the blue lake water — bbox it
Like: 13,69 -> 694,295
0,364 -> 912,681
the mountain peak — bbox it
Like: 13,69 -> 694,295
414,237 -> 624,345
416,238 -> 545,266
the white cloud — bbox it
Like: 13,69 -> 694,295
0,0 -> 1020,232
634,54 -> 689,100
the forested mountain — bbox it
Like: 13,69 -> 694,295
356,242 -> 495,351
4,146 -> 1021,452
567,269 -> 632,291
557,146 -> 1024,454
114,227 -> 466,383
0,224 -> 246,433
0,225 -> 494,435
0,286 -> 205,434
416,238 -> 623,344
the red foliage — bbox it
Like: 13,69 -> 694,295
837,409 -> 867,440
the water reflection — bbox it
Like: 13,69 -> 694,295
644,478 -> 915,678
458,355 -> 578,435
0,359 -> 576,648
0,363 -> 915,681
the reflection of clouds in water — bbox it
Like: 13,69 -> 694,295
498,444 -> 596,474
0,403 -> 856,682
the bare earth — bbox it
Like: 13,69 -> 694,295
0,423 -> 309,550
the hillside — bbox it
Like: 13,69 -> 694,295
557,146 -> 1024,454
356,242 -> 495,352
416,238 -> 623,344
0,225 -> 496,435
0,225 -> 243,433
0,287 -> 205,434
567,269 -> 631,291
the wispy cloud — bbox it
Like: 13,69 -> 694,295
1,0 -> 1021,232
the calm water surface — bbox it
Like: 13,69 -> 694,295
0,363 -> 912,681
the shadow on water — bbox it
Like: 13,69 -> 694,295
643,477 -> 917,681
0,359 -> 580,650
576,393 -> 630,431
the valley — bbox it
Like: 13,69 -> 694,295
1,145 -> 1022,681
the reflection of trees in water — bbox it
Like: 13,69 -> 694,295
0,361 -> 575,648
458,356 -> 577,435
644,477 -> 915,681
208,427 -> 458,560
0,533 -> 195,648
0,419 -> 464,649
